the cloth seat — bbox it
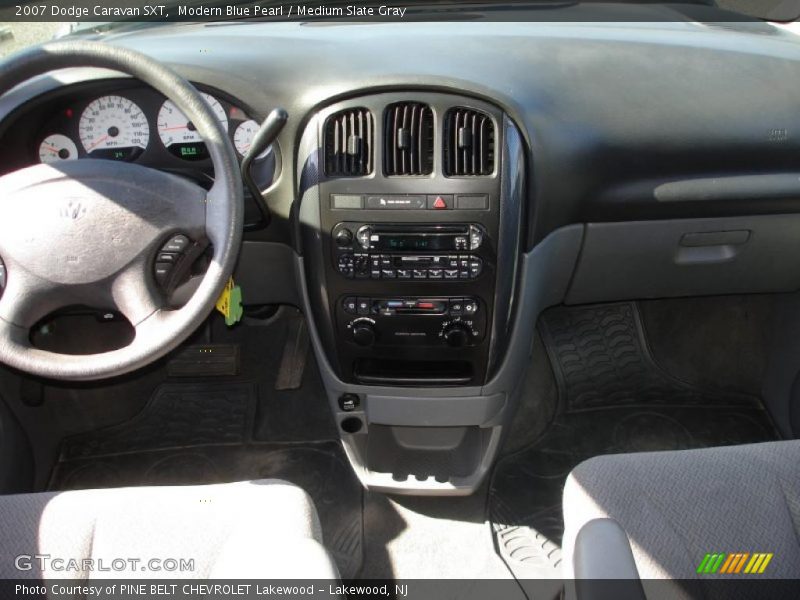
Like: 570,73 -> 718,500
562,441 -> 800,598
0,479 -> 339,580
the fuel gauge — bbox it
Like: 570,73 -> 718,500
38,134 -> 79,164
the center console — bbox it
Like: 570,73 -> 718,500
295,92 -> 525,494
329,216 -> 495,385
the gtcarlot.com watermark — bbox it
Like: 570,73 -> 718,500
14,554 -> 195,573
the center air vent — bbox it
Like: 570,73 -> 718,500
324,108 -> 373,177
444,108 -> 494,176
384,102 -> 434,176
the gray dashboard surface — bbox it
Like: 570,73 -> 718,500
33,15 -> 797,247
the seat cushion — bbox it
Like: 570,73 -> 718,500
0,479 -> 339,580
563,440 -> 800,585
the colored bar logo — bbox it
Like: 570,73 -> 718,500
697,552 -> 773,574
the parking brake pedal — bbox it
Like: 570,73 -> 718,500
167,344 -> 239,377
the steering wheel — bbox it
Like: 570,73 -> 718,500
0,41 -> 243,381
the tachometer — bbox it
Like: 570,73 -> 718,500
38,134 -> 79,164
78,95 -> 149,161
233,119 -> 272,159
157,93 -> 228,160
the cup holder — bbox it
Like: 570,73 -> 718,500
340,416 -> 364,434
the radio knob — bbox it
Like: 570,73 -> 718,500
335,228 -> 354,247
356,225 -> 372,250
443,322 -> 473,348
352,321 -> 376,346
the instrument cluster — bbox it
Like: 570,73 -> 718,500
9,80 -> 277,187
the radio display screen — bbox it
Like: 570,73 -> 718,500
378,235 -> 451,251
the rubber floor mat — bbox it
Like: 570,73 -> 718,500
59,382 -> 256,460
540,302 -> 761,411
489,302 -> 780,579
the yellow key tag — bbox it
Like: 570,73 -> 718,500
215,277 -> 243,326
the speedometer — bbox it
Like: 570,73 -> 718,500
157,93 -> 228,161
78,95 -> 149,161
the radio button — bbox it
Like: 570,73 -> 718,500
370,269 -> 382,279
459,269 -> 471,279
381,269 -> 397,279
444,269 -> 459,280
470,258 -> 483,278
335,228 -> 354,247
469,225 -> 484,250
412,269 -> 428,279
357,298 -> 371,315
397,269 -> 412,279
343,297 -> 358,314
353,254 -> 370,278
428,268 -> 443,279
450,299 -> 464,315
337,254 -> 355,278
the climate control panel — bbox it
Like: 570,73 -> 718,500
337,296 -> 486,348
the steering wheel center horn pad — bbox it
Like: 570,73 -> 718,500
0,41 -> 243,380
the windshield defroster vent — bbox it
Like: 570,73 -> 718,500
444,108 -> 495,176
324,108 -> 374,177
384,102 -> 434,176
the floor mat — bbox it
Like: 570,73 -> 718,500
540,302 -> 762,411
60,382 -> 256,460
489,302 -> 780,579
49,373 -> 363,579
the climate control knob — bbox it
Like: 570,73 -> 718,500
351,320 -> 377,346
442,322 -> 473,348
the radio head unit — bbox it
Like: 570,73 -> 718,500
347,223 -> 485,252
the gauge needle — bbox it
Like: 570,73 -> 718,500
41,144 -> 59,154
87,135 -> 109,151
160,125 -> 189,131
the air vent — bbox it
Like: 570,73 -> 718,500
444,108 -> 494,176
384,103 -> 434,176
324,108 -> 374,177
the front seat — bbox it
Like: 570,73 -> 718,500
562,441 -> 800,599
0,479 -> 340,580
